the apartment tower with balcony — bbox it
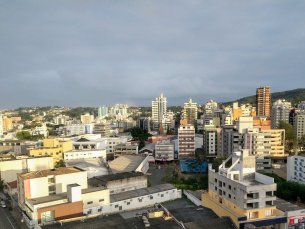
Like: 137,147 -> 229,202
256,86 -> 271,118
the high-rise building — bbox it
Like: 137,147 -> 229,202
136,117 -> 150,132
256,86 -> 271,118
81,113 -> 94,124
178,124 -> 195,158
203,127 -> 221,157
270,99 -> 290,129
293,113 -> 305,139
182,98 -> 197,125
152,93 -> 168,130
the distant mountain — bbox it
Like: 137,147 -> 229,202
221,88 -> 305,107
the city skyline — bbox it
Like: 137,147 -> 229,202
1,1 -> 305,109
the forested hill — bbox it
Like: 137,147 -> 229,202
221,88 -> 305,107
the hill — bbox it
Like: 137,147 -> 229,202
221,88 -> 305,107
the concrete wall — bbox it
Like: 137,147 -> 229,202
82,189 -> 110,215
135,155 -> 149,174
107,176 -> 147,194
27,157 -> 54,172
30,177 -> 49,199
55,172 -> 88,193
0,160 -> 23,183
183,190 -> 201,206
64,150 -> 106,160
255,172 -> 274,185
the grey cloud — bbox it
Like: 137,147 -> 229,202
0,1 -> 305,109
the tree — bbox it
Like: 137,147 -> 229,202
16,131 -> 32,140
189,148 -> 206,175
55,160 -> 66,168
278,120 -> 298,153
212,156 -> 232,172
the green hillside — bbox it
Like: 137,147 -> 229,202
221,88 -> 305,107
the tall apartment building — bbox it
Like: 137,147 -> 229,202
81,113 -> 94,124
155,139 -> 174,162
203,127 -> 221,157
17,167 -> 87,210
202,150 -> 286,228
0,115 -> 3,136
182,98 -> 197,125
93,123 -> 110,137
98,105 -> 108,117
256,86 -> 271,118
152,93 -> 168,130
271,99 -> 290,129
136,117 -> 150,132
178,124 -> 195,158
205,99 -> 218,111
287,155 -> 305,185
298,101 -> 305,110
293,113 -> 305,139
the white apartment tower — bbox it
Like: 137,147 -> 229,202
271,99 -> 291,129
152,93 -> 167,130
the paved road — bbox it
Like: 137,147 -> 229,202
0,207 -> 21,229
147,167 -> 166,186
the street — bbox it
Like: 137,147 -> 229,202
0,207 -> 21,229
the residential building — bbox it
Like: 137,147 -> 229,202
297,101 -> 305,110
203,128 -> 221,157
27,138 -> 72,165
63,124 -> 86,135
136,117 -> 150,132
53,115 -> 69,125
88,172 -> 147,194
221,125 -> 235,157
113,142 -> 138,158
93,123 -> 110,137
64,149 -> 106,160
271,99 -> 291,129
287,155 -> 305,185
256,86 -> 271,118
0,115 -> 3,136
0,156 -> 53,183
152,93 -> 168,131
232,102 -> 256,122
293,112 -> 305,139
81,113 -> 94,124
182,98 -> 197,125
4,117 -> 13,130
17,167 -> 87,210
155,139 -> 174,162
32,123 -> 48,138
202,150 -> 286,228
178,124 -> 195,158
205,99 -> 218,111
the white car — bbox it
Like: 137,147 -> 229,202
1,201 -> 6,208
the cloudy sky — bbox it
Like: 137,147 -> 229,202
1,1 -> 305,109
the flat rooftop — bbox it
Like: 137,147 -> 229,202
18,167 -> 82,179
110,183 -> 175,202
109,155 -> 146,174
274,198 -> 304,212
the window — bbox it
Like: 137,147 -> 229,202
115,205 -> 118,208
161,194 -> 164,197
87,210 -> 92,214
228,185 -> 231,190
150,196 -> 153,200
215,178 -> 217,182
127,202 -> 130,205
98,208 -> 102,212
265,210 -> 272,216
99,199 -> 104,202
229,194 -> 231,199
139,199 -> 142,202
87,201 -> 93,204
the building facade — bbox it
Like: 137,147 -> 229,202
178,124 -> 195,158
287,155 -> 305,185
182,98 -> 197,125
93,123 -> 110,137
152,93 -> 168,131
293,113 -> 305,139
155,139 -> 175,162
256,86 -> 271,118
271,99 -> 290,129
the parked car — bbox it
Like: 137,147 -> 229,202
1,201 -> 6,208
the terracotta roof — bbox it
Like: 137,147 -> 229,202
7,180 -> 17,189
18,167 -> 83,179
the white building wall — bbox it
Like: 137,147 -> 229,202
30,177 -> 49,199
0,160 -> 23,183
287,155 -> 305,185
27,157 -> 54,172
135,155 -> 149,174
55,172 -> 88,193
64,150 -> 106,160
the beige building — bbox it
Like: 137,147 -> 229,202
81,113 -> 94,124
182,98 -> 197,125
93,123 -> 110,137
178,124 -> 195,158
17,167 -> 87,210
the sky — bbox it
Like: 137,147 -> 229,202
1,1 -> 305,109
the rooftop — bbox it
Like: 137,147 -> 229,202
18,167 -> 83,179
109,155 -> 147,174
139,143 -> 155,152
110,183 -> 175,202
88,172 -> 145,187
274,198 -> 305,212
